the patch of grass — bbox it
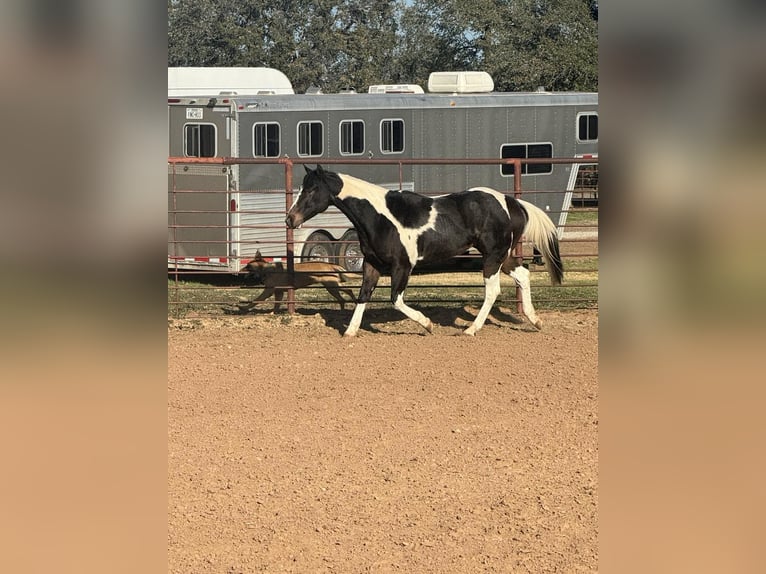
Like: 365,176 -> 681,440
169,263 -> 599,317
564,207 -> 599,226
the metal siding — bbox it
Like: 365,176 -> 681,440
168,167 -> 229,258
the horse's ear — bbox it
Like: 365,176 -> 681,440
316,164 -> 324,175
254,250 -> 263,259
304,165 -> 311,175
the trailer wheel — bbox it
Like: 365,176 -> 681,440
339,230 -> 363,272
301,231 -> 335,263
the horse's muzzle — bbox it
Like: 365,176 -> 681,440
285,213 -> 302,229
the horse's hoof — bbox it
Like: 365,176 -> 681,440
462,328 -> 476,337
533,320 -> 543,330
424,320 -> 433,334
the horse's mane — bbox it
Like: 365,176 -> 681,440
338,173 -> 387,195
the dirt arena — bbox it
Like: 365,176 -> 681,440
168,307 -> 598,573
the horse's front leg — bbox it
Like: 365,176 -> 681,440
343,260 -> 380,337
390,264 -> 433,334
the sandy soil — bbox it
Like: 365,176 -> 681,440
168,307 -> 598,573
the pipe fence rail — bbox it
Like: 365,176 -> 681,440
168,157 -> 598,318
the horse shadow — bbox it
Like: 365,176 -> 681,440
313,304 -> 535,336
225,300 -> 536,335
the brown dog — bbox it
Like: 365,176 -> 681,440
239,251 -> 356,312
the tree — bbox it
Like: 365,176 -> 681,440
168,0 -> 598,93
406,0 -> 597,91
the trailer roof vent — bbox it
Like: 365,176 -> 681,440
368,84 -> 425,94
427,71 -> 494,94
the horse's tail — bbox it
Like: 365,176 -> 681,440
518,199 -> 564,285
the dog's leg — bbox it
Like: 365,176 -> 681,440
272,289 -> 285,313
342,288 -> 356,305
324,283 -> 352,310
240,287 -> 274,311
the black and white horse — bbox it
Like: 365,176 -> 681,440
286,165 -> 563,337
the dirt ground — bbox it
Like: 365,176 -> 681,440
168,307 -> 598,573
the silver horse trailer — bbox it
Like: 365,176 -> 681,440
168,71 -> 598,272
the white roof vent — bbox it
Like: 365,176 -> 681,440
368,84 -> 425,94
427,71 -> 494,94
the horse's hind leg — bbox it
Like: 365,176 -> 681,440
463,269 -> 502,336
507,265 -> 542,329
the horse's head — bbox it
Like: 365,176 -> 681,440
285,165 -> 342,229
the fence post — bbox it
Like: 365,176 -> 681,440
284,160 -> 295,314
513,159 -> 523,314
170,162 -> 180,313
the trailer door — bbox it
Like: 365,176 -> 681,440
168,103 -> 233,270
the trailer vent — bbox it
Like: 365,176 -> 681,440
368,84 -> 424,94
427,71 -> 494,94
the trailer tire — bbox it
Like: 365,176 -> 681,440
301,231 -> 335,263
339,230 -> 364,272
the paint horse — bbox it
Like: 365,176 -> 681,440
286,165 -> 563,337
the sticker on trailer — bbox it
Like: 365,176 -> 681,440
186,108 -> 204,119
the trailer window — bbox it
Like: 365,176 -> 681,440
577,113 -> 598,142
500,143 -> 553,176
340,120 -> 364,155
297,121 -> 323,157
380,119 -> 404,153
184,123 -> 216,157
253,122 -> 280,157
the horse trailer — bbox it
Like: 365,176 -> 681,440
168,70 -> 598,273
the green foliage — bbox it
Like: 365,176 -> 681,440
168,0 -> 597,93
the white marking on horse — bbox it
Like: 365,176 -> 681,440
463,270 -> 502,336
339,174 -> 437,267
289,186 -> 304,211
344,301 -> 366,337
468,186 -> 511,217
508,265 -> 541,329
